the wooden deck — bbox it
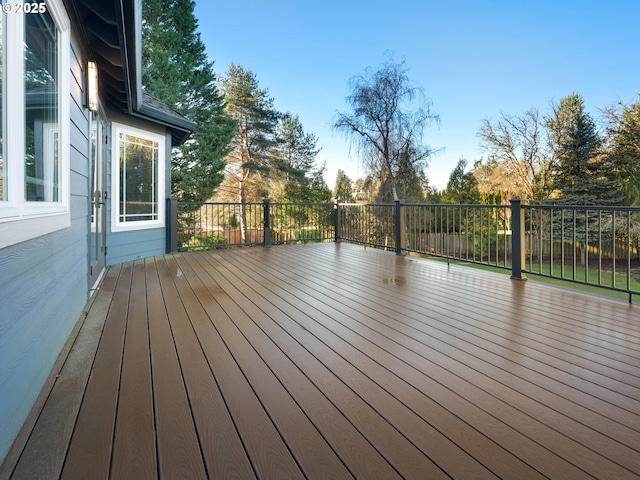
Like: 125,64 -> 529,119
3,242 -> 640,479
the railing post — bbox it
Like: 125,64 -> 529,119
166,197 -> 178,253
334,201 -> 340,242
263,198 -> 271,247
395,199 -> 406,256
510,198 -> 526,280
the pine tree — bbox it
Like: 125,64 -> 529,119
442,159 -> 480,204
142,0 -> 235,202
271,113 -> 321,202
546,93 -> 622,206
220,64 -> 280,241
546,94 -> 623,255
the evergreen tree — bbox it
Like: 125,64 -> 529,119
271,113 -> 321,202
334,170 -> 353,202
220,64 -> 280,240
442,158 -> 481,204
545,94 -> 623,256
142,0 -> 235,202
546,93 -> 622,206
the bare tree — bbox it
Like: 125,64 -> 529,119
333,58 -> 439,201
478,108 -> 554,202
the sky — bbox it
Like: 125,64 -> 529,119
193,0 -> 640,190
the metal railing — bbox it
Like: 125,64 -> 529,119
337,203 -> 396,250
523,204 -> 640,301
167,198 -> 640,302
169,199 -> 334,252
403,203 -> 512,269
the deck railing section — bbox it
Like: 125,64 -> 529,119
169,199 -> 335,252
337,203 -> 396,250
403,202 -> 512,269
523,204 -> 640,301
168,198 -> 640,302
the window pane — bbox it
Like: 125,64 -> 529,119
119,133 -> 159,223
0,13 -> 4,201
24,9 -> 59,202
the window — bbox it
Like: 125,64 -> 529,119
25,10 -> 60,202
111,124 -> 165,232
0,0 -> 70,249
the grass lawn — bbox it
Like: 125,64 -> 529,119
422,254 -> 640,303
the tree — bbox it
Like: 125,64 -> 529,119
220,64 -> 280,241
472,157 -> 524,204
442,158 -> 480,204
333,57 -> 439,201
271,113 -> 321,202
546,93 -> 622,206
478,108 -> 554,202
334,170 -> 353,202
603,97 -> 640,205
545,94 -> 623,265
142,0 -> 235,202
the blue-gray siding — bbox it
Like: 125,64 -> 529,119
0,38 -> 91,462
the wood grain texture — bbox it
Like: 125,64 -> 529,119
7,243 -> 640,480
110,260 -> 157,479
145,257 -> 207,479
158,255 -> 258,479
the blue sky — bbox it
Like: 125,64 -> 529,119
194,0 -> 640,190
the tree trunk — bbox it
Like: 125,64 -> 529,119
238,169 -> 248,244
385,160 -> 399,201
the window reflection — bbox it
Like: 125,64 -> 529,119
24,9 -> 59,202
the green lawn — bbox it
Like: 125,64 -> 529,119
422,254 -> 640,303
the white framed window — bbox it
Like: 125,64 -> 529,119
0,0 -> 71,249
111,123 -> 165,232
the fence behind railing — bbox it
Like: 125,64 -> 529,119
168,198 -> 640,302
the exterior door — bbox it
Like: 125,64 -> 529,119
89,113 -> 107,287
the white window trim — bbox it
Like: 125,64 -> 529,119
111,123 -> 166,233
0,0 -> 71,249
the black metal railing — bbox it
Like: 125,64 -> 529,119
167,198 -> 640,302
403,202 -> 512,269
523,204 -> 640,301
337,203 -> 396,250
168,199 -> 335,252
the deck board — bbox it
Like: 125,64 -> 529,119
157,256 -> 257,479
110,260 -> 157,479
4,242 -> 640,479
147,257 -> 208,479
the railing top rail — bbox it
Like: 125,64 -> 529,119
403,203 -> 509,208
269,202 -> 335,207
339,202 -> 395,207
177,201 -> 264,207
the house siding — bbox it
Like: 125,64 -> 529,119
0,35 -> 91,462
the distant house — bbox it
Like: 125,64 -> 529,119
0,0 -> 195,462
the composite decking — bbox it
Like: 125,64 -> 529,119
2,242 -> 640,479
